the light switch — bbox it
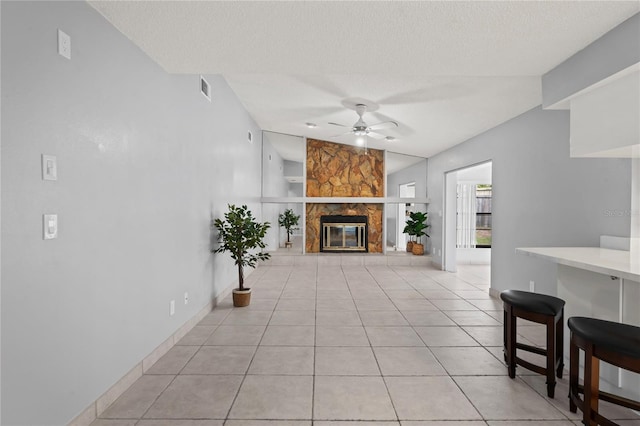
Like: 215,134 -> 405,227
42,155 -> 57,181
58,29 -> 71,59
43,214 -> 58,240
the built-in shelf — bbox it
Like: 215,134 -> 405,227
261,197 -> 430,204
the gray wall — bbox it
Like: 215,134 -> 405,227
386,159 -> 428,249
542,13 -> 640,108
427,106 -> 631,295
283,160 -> 303,178
1,2 -> 263,424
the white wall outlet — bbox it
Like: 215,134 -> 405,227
184,292 -> 189,305
57,29 -> 71,59
170,300 -> 175,316
42,154 -> 57,181
529,280 -> 535,292
43,214 -> 58,239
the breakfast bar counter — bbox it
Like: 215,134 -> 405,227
516,246 -> 640,400
515,247 -> 640,282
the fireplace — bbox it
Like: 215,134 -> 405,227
320,215 -> 368,253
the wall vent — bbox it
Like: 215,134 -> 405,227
200,75 -> 211,102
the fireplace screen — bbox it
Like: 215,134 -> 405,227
320,215 -> 368,252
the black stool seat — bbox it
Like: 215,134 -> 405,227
568,316 -> 640,359
568,316 -> 640,426
500,289 -> 565,398
500,289 -> 565,316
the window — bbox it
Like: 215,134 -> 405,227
475,184 -> 492,248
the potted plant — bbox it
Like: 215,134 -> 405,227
278,209 -> 300,248
213,204 -> 271,307
409,211 -> 430,255
403,210 -> 417,252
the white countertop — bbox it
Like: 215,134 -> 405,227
516,247 -> 640,282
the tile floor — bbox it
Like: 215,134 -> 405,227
90,263 -> 640,426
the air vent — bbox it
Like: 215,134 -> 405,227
200,75 -> 211,102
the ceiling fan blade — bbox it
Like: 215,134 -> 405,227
368,121 -> 398,131
328,122 -> 352,128
367,131 -> 386,140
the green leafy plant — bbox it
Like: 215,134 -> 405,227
403,218 -> 417,242
409,211 -> 430,244
213,204 -> 271,291
278,209 -> 300,244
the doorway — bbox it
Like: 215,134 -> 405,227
443,161 -> 492,272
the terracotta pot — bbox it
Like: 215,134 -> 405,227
232,288 -> 251,307
406,241 -> 414,252
412,243 -> 424,256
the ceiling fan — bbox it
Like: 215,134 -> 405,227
329,103 -> 398,140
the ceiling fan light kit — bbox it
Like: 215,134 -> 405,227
329,102 -> 398,142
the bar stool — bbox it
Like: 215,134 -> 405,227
500,289 -> 565,397
568,317 -> 640,426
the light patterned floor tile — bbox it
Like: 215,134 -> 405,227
229,375 -> 313,419
314,376 -> 397,420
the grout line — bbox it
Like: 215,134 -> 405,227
361,265 -> 401,423
221,266 -> 285,422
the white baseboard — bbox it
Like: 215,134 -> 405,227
67,267 -> 253,426
489,288 -> 501,299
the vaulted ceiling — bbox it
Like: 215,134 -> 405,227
89,1 -> 640,158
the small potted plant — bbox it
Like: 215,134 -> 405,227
403,212 -> 417,252
409,211 -> 429,255
213,204 -> 271,307
278,209 -> 300,248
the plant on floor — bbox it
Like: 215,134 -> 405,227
409,211 -> 429,255
278,208 -> 300,247
403,212 -> 417,252
213,204 -> 271,307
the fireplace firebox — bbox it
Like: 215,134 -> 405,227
320,215 -> 368,253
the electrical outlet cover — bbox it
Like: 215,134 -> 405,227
57,29 -> 71,59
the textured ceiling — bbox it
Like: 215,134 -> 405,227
89,1 -> 640,158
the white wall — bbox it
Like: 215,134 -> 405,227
428,107 -> 631,295
1,2 -> 263,424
